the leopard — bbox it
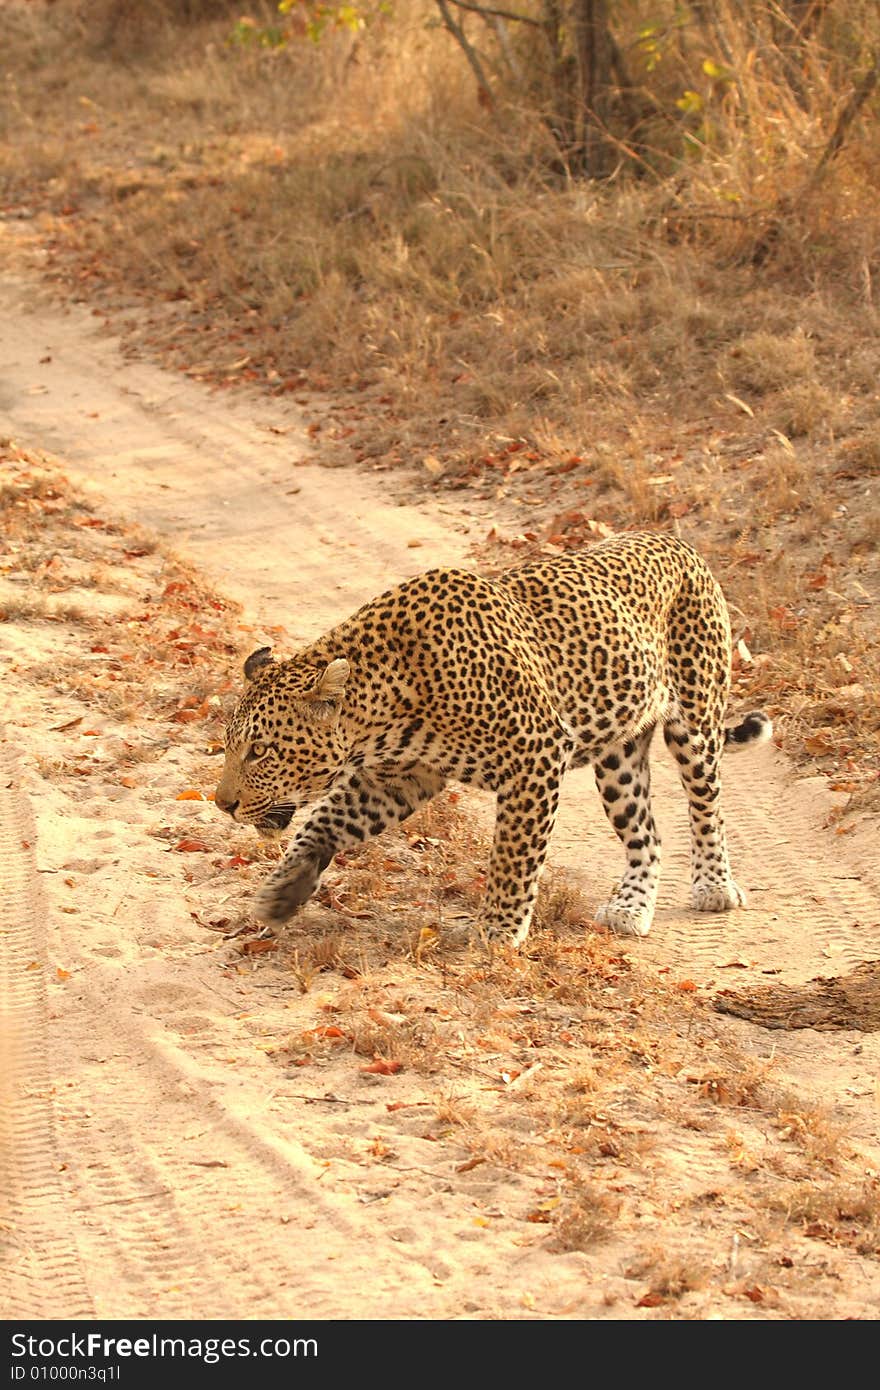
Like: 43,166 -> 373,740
214,531 -> 772,946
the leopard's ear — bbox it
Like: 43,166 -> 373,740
307,658 -> 350,703
244,646 -> 273,681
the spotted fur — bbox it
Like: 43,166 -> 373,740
215,532 -> 771,945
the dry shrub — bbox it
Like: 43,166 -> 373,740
689,1047 -> 777,1110
719,328 -> 837,439
434,1090 -> 475,1128
734,567 -> 880,774
749,441 -> 817,515
626,1247 -> 711,1300
557,1063 -> 601,1128
289,932 -> 350,990
0,593 -> 89,625
532,869 -> 593,935
770,382 -> 836,438
776,1179 -> 880,1254
839,433 -> 880,478
549,1182 -> 621,1252
776,1103 -> 844,1170
725,330 -> 818,396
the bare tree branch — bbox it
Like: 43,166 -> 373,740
804,52 -> 879,193
444,0 -> 542,25
490,16 -> 525,81
434,0 -> 496,109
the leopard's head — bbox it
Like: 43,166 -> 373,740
214,647 -> 351,836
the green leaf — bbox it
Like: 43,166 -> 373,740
675,89 -> 703,114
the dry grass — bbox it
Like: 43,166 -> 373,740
1,444 -> 241,739
776,1102 -> 844,1170
771,1179 -> 880,1255
0,591 -> 90,624
626,1247 -> 712,1302
685,1048 -> 777,1110
549,1183 -> 621,1252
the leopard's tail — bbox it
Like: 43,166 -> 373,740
724,711 -> 773,751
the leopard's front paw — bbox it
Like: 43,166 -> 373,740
691,880 -> 746,913
255,856 -> 323,924
594,898 -> 653,938
475,917 -> 531,951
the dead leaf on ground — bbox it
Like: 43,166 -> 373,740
804,730 -> 837,755
240,937 -> 278,956
360,1059 -> 403,1075
415,926 -> 440,960
526,1198 -> 560,1223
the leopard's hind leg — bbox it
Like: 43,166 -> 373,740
661,565 -> 748,914
592,725 -> 661,938
663,710 -> 744,912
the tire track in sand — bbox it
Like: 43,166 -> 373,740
0,277 -> 476,626
0,739 -> 93,1318
46,991 -> 452,1319
552,752 -> 880,982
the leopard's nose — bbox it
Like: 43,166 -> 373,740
214,794 -> 239,817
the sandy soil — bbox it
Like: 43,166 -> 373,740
2,278 -> 879,1321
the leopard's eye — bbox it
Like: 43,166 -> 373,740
250,741 -> 269,759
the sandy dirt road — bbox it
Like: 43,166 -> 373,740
2,279 -> 879,1320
